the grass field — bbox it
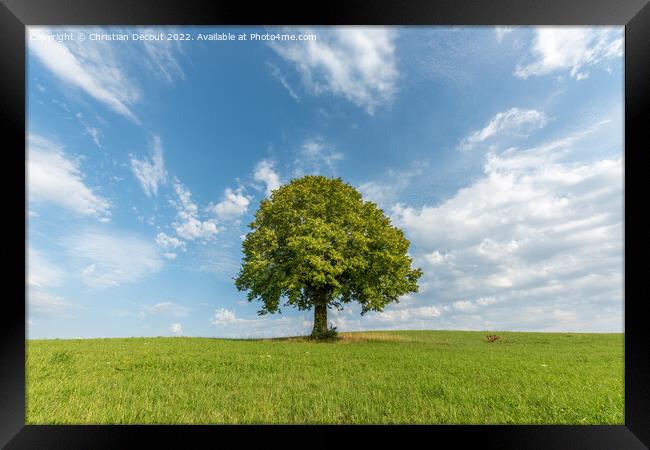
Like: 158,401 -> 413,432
26,330 -> 623,424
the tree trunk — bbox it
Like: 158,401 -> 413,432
311,302 -> 328,338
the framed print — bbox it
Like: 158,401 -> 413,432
1,0 -> 648,447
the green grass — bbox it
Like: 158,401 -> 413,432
26,330 -> 623,424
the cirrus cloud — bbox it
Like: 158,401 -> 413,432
29,26 -> 141,122
269,27 -> 399,114
130,135 -> 167,198
65,228 -> 164,288
458,107 -> 548,152
514,27 -> 623,80
27,134 -> 111,221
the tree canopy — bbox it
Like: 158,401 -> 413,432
235,175 -> 422,338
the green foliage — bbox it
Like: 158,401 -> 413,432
235,176 -> 423,322
26,331 -> 624,424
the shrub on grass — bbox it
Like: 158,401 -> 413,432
310,325 -> 339,341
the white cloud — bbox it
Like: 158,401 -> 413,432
373,305 -> 442,322
315,303 -> 445,332
66,229 -> 164,288
475,296 -> 498,306
358,166 -> 423,208
130,135 -> 167,198
253,160 -> 282,197
301,139 -> 342,167
269,27 -> 399,114
192,241 -> 241,280
170,179 -> 218,241
210,187 -> 250,220
458,108 -> 548,151
156,232 -> 183,260
27,134 -> 111,220
75,112 -> 102,148
293,138 -> 344,176
28,290 -> 78,319
28,26 -> 140,122
139,28 -> 185,83
453,300 -> 477,312
390,119 -> 623,332
495,27 -> 514,42
174,216 -> 218,241
210,308 -> 239,325
27,247 -> 64,288
267,62 -> 300,102
85,126 -> 101,148
155,232 -> 186,251
424,250 -> 453,266
82,264 -> 96,277
209,308 -> 311,338
515,27 -> 623,80
142,302 -> 190,317
358,182 -> 389,206
170,323 -> 183,335
26,247 -> 78,319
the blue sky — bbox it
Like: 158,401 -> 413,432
26,26 -> 624,338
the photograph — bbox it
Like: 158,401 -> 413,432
25,25 -> 625,426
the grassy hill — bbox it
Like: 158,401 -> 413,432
26,330 -> 623,424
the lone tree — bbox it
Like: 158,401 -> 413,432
235,175 -> 422,339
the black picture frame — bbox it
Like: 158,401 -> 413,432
2,0 -> 648,448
